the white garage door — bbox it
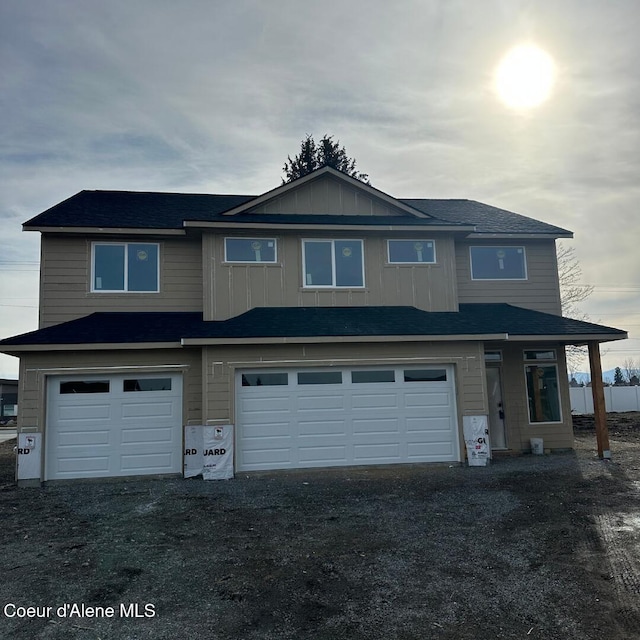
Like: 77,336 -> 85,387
236,366 -> 459,471
46,373 -> 183,480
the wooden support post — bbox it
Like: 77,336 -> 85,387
588,342 -> 611,459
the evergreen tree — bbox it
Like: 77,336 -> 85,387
282,134 -> 369,184
614,366 -> 625,386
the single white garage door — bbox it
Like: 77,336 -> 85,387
236,365 -> 459,471
46,373 -> 183,480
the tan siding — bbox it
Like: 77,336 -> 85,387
250,175 -> 406,216
456,240 -> 562,314
499,343 -> 573,451
39,235 -> 203,328
205,233 -> 458,320
17,348 -> 203,433
203,340 -> 486,460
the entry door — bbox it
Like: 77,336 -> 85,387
486,366 -> 507,449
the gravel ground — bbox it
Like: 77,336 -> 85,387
1,415 -> 640,640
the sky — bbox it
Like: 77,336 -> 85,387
1,0 -> 639,378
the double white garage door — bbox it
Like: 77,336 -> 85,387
236,365 -> 459,472
46,373 -> 183,480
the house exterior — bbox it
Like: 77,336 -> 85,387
0,167 -> 627,483
0,379 -> 18,424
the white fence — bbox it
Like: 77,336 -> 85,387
570,386 -> 640,414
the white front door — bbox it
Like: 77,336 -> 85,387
46,373 -> 183,480
235,365 -> 459,471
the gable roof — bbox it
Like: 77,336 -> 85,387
0,305 -> 626,351
22,167 -> 572,237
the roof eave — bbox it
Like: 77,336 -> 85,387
0,341 -> 183,354
465,231 -> 574,240
23,226 -> 185,236
182,220 -> 475,232
510,333 -> 628,344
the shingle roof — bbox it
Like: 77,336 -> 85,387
23,190 -> 571,236
0,305 -> 626,348
401,199 -> 571,236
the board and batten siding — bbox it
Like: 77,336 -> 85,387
202,340 -> 487,460
204,233 -> 459,320
250,175 -> 407,216
17,348 -> 202,432
455,240 -> 562,314
39,235 -> 203,328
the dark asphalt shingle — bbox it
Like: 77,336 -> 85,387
0,305 -> 625,348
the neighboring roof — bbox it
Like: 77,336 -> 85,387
0,305 -> 626,350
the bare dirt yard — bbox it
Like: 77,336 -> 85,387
1,414 -> 640,640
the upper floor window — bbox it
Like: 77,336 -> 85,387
387,240 -> 436,264
302,239 -> 364,288
92,243 -> 159,292
470,246 -> 527,280
225,238 -> 277,263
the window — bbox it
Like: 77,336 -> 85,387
524,350 -> 557,361
526,364 -> 561,423
387,240 -> 435,264
404,369 -> 447,382
60,380 -> 110,394
302,240 -> 364,287
124,378 -> 172,392
241,373 -> 288,387
92,243 -> 159,292
225,238 -> 277,263
484,351 -> 503,362
470,246 -> 527,280
298,371 -> 343,385
351,370 -> 395,384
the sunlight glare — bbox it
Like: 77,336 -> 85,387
494,44 -> 556,109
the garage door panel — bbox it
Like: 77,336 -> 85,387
120,452 -> 174,472
352,417 -> 400,433
120,427 -> 174,444
351,393 -> 398,410
58,429 -> 111,446
121,401 -> 177,419
242,448 -> 293,467
407,442 -> 456,459
298,420 -> 346,436
404,391 -> 451,408
297,394 -> 345,411
406,416 -> 454,432
240,396 -> 290,413
354,443 -> 402,461
242,422 -> 292,438
56,455 -> 111,475
298,445 -> 347,463
57,404 -> 111,421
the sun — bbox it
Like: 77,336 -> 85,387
494,44 -> 556,109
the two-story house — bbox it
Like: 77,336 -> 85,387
0,167 -> 627,482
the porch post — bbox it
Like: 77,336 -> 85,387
588,341 -> 611,459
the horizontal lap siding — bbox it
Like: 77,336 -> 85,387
40,236 -> 203,328
455,240 -> 562,314
17,348 -> 202,431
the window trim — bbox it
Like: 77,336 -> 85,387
224,237 -> 278,264
387,239 -> 436,264
91,242 -> 160,293
469,245 -> 528,281
301,239 -> 365,289
524,362 -> 563,425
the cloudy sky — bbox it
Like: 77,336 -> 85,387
1,0 -> 639,378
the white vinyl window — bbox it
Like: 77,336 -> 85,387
225,238 -> 277,263
92,243 -> 159,292
387,239 -> 436,264
470,246 -> 527,280
525,364 -> 562,423
302,239 -> 364,288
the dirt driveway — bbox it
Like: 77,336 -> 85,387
1,416 -> 640,640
